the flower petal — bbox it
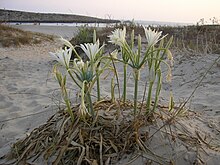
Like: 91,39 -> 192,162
80,40 -> 103,61
143,26 -> 166,47
49,48 -> 72,67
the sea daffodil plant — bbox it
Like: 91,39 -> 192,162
50,26 -> 173,121
108,26 -> 173,115
80,39 -> 105,101
50,31 -> 111,119
108,27 -> 129,103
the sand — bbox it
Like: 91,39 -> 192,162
11,24 -> 79,40
0,41 -> 63,156
0,26 -> 220,164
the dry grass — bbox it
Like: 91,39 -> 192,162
0,24 -> 54,47
69,24 -> 220,54
159,25 -> 220,54
5,99 -> 218,164
5,100 -> 172,164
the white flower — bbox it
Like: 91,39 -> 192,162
108,27 -> 126,47
80,40 -> 103,61
143,27 -> 167,47
73,58 -> 83,73
76,59 -> 85,69
49,47 -> 72,67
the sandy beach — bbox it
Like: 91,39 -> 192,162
0,25 -> 220,164
0,41 -> 63,156
11,24 -> 79,40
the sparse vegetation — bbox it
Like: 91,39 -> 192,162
4,23 -> 220,164
159,25 -> 220,54
70,23 -> 220,55
69,27 -> 94,45
0,24 -> 54,47
7,26 -> 176,164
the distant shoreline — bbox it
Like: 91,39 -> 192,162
0,9 -> 120,24
1,20 -> 119,24
5,21 -> 192,28
5,22 -> 116,27
0,9 -> 193,27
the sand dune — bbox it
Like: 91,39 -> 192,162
0,26 -> 220,164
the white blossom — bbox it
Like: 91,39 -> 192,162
80,40 -> 103,61
76,59 -> 85,69
108,27 -> 126,47
143,27 -> 167,47
49,47 -> 72,67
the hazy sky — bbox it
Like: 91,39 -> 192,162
1,0 -> 220,23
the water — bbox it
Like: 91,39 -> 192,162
7,22 -> 116,28
7,20 -> 192,27
134,20 -> 193,27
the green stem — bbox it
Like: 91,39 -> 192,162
85,84 -> 94,118
152,70 -> 162,112
63,86 -> 74,122
146,81 -> 154,114
65,99 -> 74,122
123,64 -> 127,103
96,68 -> 100,101
111,78 -> 115,102
67,69 -> 81,89
110,55 -> 121,100
134,69 -> 139,116
87,91 -> 94,118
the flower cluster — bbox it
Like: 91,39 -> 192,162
108,26 -> 173,113
50,26 -> 173,120
50,31 -> 109,119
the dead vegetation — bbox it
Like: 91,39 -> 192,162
3,100 -> 219,165
0,24 -> 54,47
